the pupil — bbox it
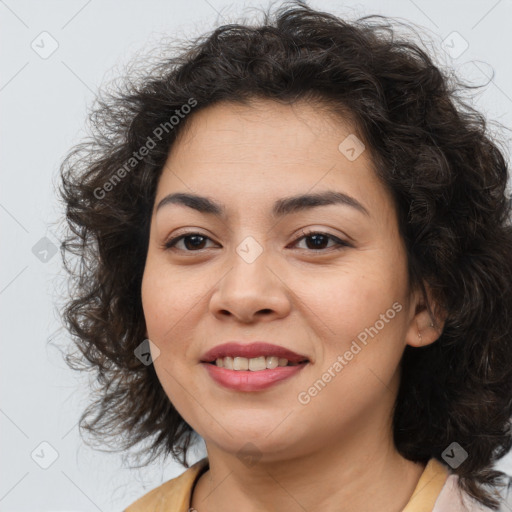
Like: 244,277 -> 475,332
186,235 -> 206,250
307,234 -> 327,249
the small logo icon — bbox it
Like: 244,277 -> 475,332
135,338 -> 160,365
31,441 -> 59,469
236,442 -> 262,468
32,236 -> 58,263
338,134 -> 365,161
442,441 -> 468,469
236,236 -> 263,264
31,31 -> 59,59
441,31 -> 469,59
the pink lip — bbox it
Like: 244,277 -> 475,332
200,342 -> 309,364
202,362 -> 308,391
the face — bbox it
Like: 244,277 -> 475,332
141,99 -> 429,462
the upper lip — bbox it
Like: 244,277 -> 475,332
200,342 -> 310,364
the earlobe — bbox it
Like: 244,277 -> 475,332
409,318 -> 440,348
405,284 -> 446,348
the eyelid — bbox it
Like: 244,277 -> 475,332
162,228 -> 351,252
290,229 -> 351,250
161,229 -> 217,250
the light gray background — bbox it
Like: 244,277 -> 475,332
1,0 -> 512,511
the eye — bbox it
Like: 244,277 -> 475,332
289,230 -> 351,252
163,233 -> 218,252
162,230 -> 351,253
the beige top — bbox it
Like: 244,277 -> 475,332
123,457 -> 492,512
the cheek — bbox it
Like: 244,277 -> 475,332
141,265 -> 169,336
141,254 -> 207,373
296,255 -> 409,386
141,255 -> 196,338
296,259 -> 405,335
141,261 -> 195,409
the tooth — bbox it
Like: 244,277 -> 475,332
249,356 -> 267,371
218,356 -> 294,370
266,356 -> 279,369
233,357 -> 249,370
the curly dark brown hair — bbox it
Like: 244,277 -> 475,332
58,1 -> 512,509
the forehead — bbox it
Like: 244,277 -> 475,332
154,98 -> 392,220
174,98 -> 357,157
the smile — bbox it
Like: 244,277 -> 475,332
202,359 -> 309,392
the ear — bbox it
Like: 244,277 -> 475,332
405,282 -> 446,348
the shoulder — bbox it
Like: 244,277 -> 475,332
407,458 -> 502,512
122,457 -> 209,512
433,473 -> 500,512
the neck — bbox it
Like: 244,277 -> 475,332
191,392 -> 426,512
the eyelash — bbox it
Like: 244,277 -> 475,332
163,230 -> 351,253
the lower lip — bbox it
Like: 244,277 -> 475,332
202,362 -> 308,391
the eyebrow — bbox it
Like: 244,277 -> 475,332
155,190 -> 369,218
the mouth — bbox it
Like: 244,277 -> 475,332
201,356 -> 310,392
200,341 -> 311,369
203,356 -> 310,370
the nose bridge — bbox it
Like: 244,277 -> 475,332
226,233 -> 274,292
235,234 -> 267,267
209,231 -> 291,321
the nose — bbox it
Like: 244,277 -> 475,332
208,245 -> 292,324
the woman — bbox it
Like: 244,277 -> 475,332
59,1 -> 512,510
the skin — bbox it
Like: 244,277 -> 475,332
141,98 -> 444,512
